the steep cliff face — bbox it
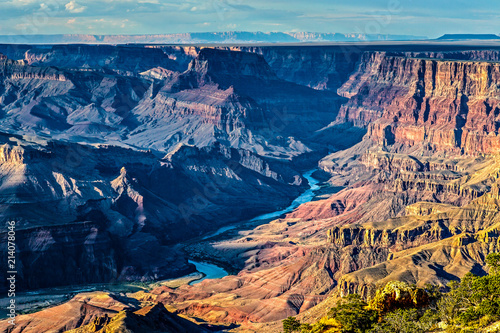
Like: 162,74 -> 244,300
225,46 -> 362,92
397,49 -> 500,62
0,56 -> 67,81
338,52 -> 500,154
0,135 -> 306,291
0,44 -> 32,61
128,48 -> 345,157
24,44 -> 180,75
189,48 -> 279,82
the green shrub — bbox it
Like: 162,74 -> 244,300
283,316 -> 301,333
327,294 -> 377,333
297,253 -> 500,333
486,253 -> 500,275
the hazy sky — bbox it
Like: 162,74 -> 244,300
0,0 -> 498,38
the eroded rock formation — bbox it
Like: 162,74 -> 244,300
337,52 -> 500,154
0,134 -> 306,291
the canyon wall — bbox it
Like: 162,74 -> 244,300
337,52 -> 500,154
0,136 -> 306,291
0,49 -> 346,158
226,46 -> 363,92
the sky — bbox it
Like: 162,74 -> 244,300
0,0 -> 498,38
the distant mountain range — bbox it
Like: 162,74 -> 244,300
0,31 -> 427,45
437,34 -> 500,40
4,32 -> 500,46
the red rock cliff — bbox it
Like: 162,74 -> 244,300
338,52 -> 500,154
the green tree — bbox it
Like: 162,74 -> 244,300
437,261 -> 500,329
327,294 -> 378,333
486,253 -> 500,275
299,323 -> 312,331
283,316 -> 301,333
370,308 -> 438,333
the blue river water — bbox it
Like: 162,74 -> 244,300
0,170 -> 322,318
250,169 -> 320,221
188,260 -> 229,285
191,170 -> 320,284
201,170 -> 320,240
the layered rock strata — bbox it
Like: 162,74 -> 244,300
337,52 -> 500,154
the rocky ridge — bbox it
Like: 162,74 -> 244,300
0,292 -> 210,333
0,134 -> 306,291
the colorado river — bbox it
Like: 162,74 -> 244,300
188,260 -> 229,285
202,169 -> 320,240
192,169 -> 321,282
0,170 -> 322,318
251,169 -> 320,221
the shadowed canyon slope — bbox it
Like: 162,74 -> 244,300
0,134 -> 306,290
2,43 -> 500,332
0,47 -> 345,157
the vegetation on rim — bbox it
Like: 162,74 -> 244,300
283,253 -> 500,333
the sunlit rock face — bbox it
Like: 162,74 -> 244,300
337,52 -> 500,154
